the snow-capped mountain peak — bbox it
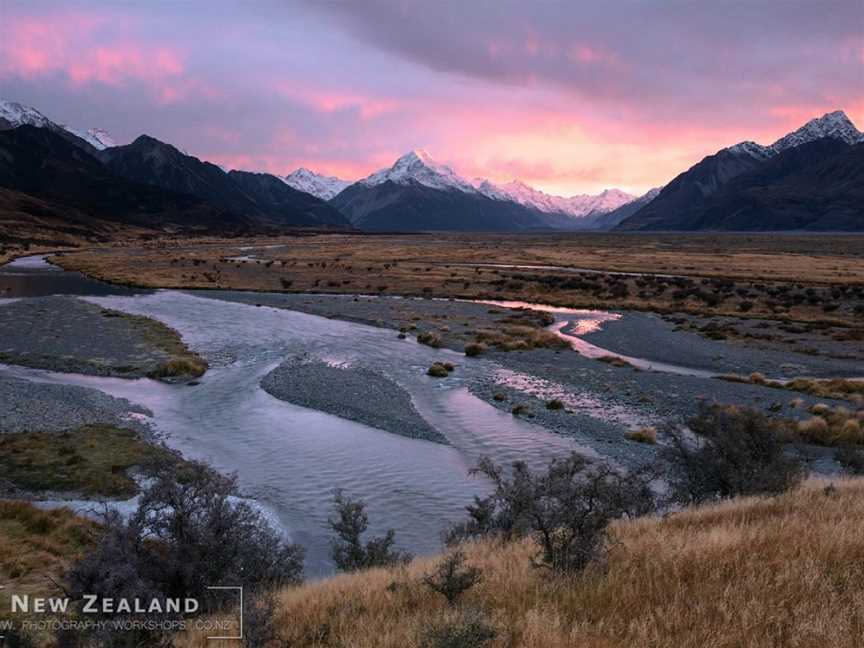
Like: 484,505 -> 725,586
361,149 -> 477,193
724,140 -> 772,160
283,167 -> 351,200
0,99 -> 53,129
725,110 -> 863,159
770,110 -> 864,152
0,98 -> 117,150
475,179 -> 633,218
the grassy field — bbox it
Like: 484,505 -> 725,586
0,424 -> 181,498
52,233 -> 864,330
177,477 -> 864,648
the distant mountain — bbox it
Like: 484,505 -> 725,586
585,187 -> 662,230
331,150 -> 583,231
0,125 -> 246,231
360,149 -> 478,193
0,98 -> 116,152
618,111 -> 864,231
100,135 -> 347,228
621,139 -> 863,231
283,168 -> 351,200
474,179 -> 632,219
332,150 -> 630,231
228,170 -> 349,227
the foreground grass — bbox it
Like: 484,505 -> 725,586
179,478 -> 864,648
0,501 -> 96,599
0,424 -> 181,497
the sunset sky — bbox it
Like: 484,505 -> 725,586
1,0 -> 862,195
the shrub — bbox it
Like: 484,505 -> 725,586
428,363 -> 450,378
511,404 -> 530,416
664,404 -> 803,503
422,550 -> 482,606
464,342 -> 487,357
546,399 -> 565,411
328,490 -> 412,572
419,609 -> 497,648
65,461 -> 303,645
492,393 -> 506,402
836,445 -> 864,474
457,454 -> 655,573
417,331 -> 443,348
626,427 -> 657,444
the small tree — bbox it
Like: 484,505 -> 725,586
452,454 -> 655,573
664,404 -> 803,503
328,490 -> 412,572
422,551 -> 482,606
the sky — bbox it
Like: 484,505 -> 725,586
1,0 -> 862,196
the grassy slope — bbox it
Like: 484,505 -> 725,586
178,478 -> 864,648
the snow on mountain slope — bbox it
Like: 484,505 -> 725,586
360,149 -> 477,193
0,99 -> 117,150
356,149 -> 632,218
770,111 -> 864,152
724,111 -> 863,158
66,127 -> 116,150
0,99 -> 53,129
475,178 -> 633,218
283,167 -> 351,200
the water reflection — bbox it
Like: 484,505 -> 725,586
0,255 -> 149,299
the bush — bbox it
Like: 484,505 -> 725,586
464,342 -> 487,357
511,404 -> 530,416
546,399 -> 565,410
422,550 -> 482,606
417,331 -> 443,348
65,460 -> 303,646
836,445 -> 864,474
419,609 -> 497,648
328,490 -> 412,572
626,427 -> 657,444
454,454 -> 655,573
664,404 -> 803,503
428,363 -> 450,378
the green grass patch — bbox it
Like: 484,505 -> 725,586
0,424 -> 181,498
100,307 -> 208,378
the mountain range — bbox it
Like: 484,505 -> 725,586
618,111 -> 864,231
0,97 -> 861,235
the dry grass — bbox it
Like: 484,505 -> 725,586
597,355 -> 637,369
0,501 -> 97,600
625,426 -> 657,444
718,374 -> 864,404
474,326 -> 568,352
177,478 -> 864,648
51,232 -> 864,328
795,406 -> 864,446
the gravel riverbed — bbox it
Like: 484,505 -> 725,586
261,355 -> 448,444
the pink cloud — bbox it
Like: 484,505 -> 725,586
0,11 -> 200,104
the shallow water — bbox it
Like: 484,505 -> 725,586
476,299 -> 717,378
0,255 -> 148,298
0,275 -> 592,575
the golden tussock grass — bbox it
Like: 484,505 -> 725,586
719,374 -> 864,404
625,426 -> 657,443
0,501 -> 97,600
177,478 -> 864,648
796,406 -> 864,446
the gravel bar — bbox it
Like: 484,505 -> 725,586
261,355 -> 448,444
